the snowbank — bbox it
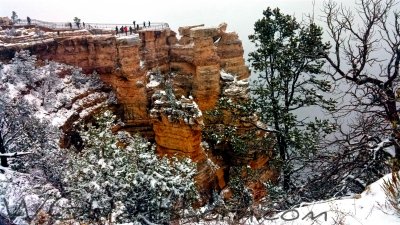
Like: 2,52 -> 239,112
252,173 -> 400,225
195,173 -> 400,225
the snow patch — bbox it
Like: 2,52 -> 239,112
147,80 -> 160,88
220,70 -> 234,81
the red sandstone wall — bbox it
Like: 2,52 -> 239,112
0,24 -> 275,200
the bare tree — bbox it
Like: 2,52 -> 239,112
299,113 -> 391,200
323,0 -> 400,160
275,0 -> 400,201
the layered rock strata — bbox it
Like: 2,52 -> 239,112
0,23 -> 272,200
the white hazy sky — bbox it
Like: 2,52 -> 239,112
0,0 -> 350,56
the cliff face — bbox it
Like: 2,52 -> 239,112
0,23 -> 273,200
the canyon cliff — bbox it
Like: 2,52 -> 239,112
0,23 -> 276,200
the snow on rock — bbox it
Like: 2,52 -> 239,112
150,90 -> 203,125
146,71 -> 163,89
116,34 -> 139,40
149,85 -> 206,161
220,70 -> 249,101
116,34 -> 140,44
220,70 -> 234,81
0,27 -> 91,47
147,80 -> 160,88
0,58 -> 113,129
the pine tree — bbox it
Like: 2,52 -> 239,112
7,50 -> 38,88
73,17 -> 81,28
249,7 -> 335,192
11,11 -> 18,23
0,50 -> 51,169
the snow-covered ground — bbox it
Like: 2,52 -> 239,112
194,173 -> 400,225
269,173 -> 400,225
254,173 -> 400,225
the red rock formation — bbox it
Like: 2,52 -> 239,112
0,23 -> 276,201
138,29 -> 171,71
216,32 -> 250,80
149,91 -> 206,161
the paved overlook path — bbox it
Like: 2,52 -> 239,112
13,18 -> 169,33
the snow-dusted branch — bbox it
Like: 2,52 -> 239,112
0,152 -> 32,157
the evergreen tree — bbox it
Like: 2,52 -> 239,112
11,11 -> 18,23
73,17 -> 81,28
249,7 -> 335,192
62,110 -> 197,224
0,96 -> 36,168
0,50 -> 54,169
7,50 -> 38,87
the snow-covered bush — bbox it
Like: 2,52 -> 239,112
4,28 -> 18,37
71,69 -> 104,90
34,28 -> 44,38
0,95 -> 46,169
7,50 -> 38,87
62,110 -> 198,224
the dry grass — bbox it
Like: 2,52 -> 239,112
382,172 -> 400,216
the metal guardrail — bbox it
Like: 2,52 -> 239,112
86,22 -> 169,31
14,19 -> 169,31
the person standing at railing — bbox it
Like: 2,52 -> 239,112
133,21 -> 136,27
27,17 -> 31,25
129,26 -> 133,35
83,22 -> 85,28
69,22 -> 72,29
136,24 -> 139,31
120,26 -> 124,34
148,21 -> 150,27
143,21 -> 146,28
115,26 -> 119,35
124,26 -> 128,36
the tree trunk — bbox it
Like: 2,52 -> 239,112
271,97 -> 291,191
276,129 -> 290,190
0,134 -> 8,167
280,143 -> 290,190
384,89 -> 400,160
278,133 -> 290,191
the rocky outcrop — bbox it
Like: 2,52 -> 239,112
149,89 -> 206,161
170,23 -> 249,111
0,22 -> 274,201
216,32 -> 249,80
0,17 -> 12,26
138,29 -> 171,71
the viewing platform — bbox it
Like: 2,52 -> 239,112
2,18 -> 169,34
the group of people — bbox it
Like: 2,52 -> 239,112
115,21 -> 151,36
116,25 -> 135,35
132,20 -> 151,28
67,22 -> 86,29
